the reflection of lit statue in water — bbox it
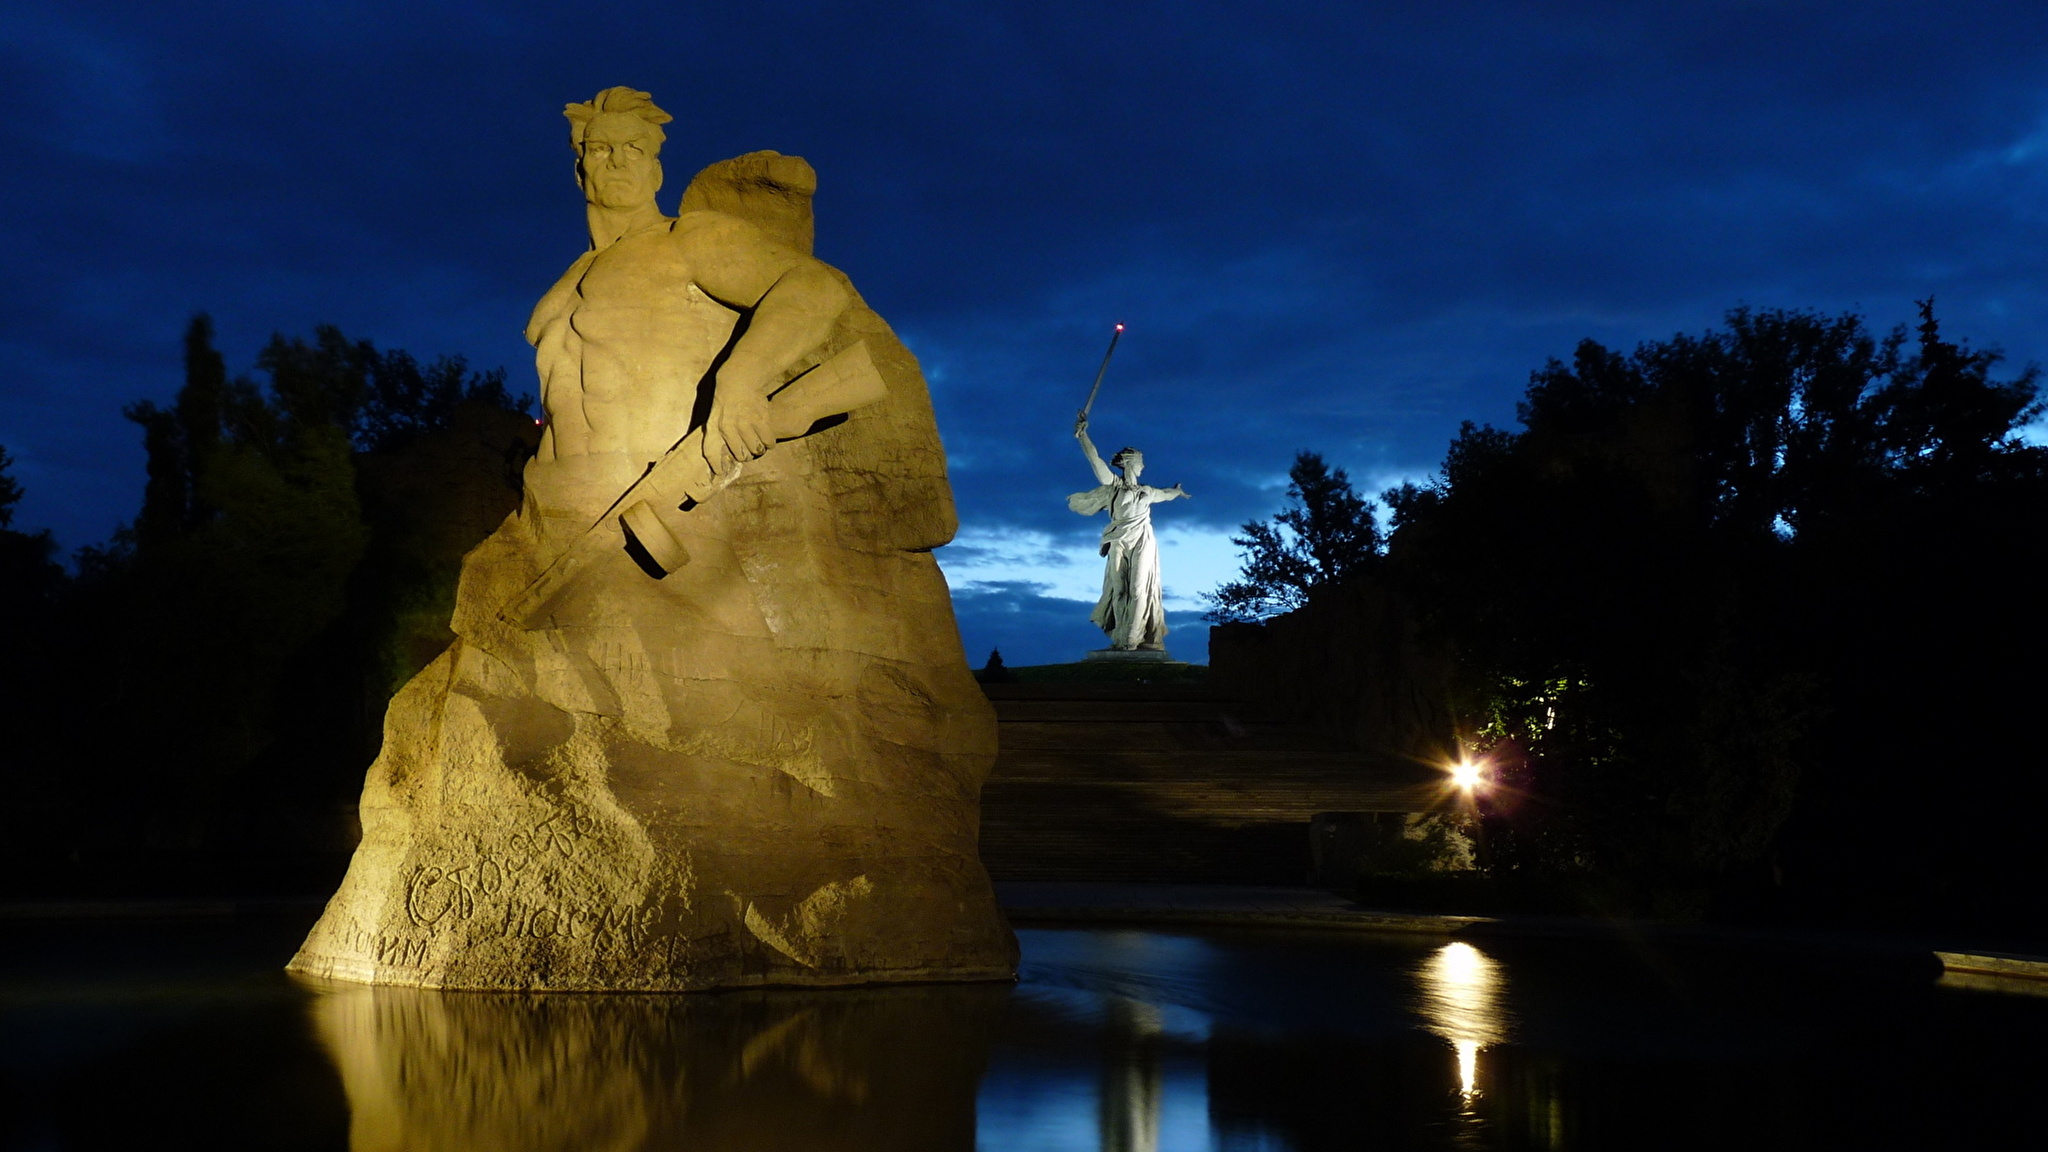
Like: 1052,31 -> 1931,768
1069,415 -> 1190,652
1099,997 -> 1165,1152
304,978 -> 1003,1152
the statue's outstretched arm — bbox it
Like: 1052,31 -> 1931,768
681,213 -> 851,470
1074,416 -> 1115,486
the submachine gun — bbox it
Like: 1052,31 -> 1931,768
499,341 -> 887,630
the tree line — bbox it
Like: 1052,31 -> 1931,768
3,300 -> 2041,927
1212,303 -> 2048,931
0,316 -> 538,895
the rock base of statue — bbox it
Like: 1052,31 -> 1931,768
1084,647 -> 1178,662
287,147 -> 1016,992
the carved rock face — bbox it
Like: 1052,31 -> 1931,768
287,145 -> 1015,990
577,113 -> 664,211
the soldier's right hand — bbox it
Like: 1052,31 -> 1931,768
705,386 -> 774,470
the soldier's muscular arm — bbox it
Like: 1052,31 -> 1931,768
678,213 -> 851,470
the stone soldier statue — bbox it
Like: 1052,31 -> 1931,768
290,87 -> 1015,991
1068,414 -> 1190,652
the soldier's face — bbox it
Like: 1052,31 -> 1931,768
578,114 -> 663,210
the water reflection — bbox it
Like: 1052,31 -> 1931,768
1415,941 -> 1508,1098
301,976 -> 1004,1151
1939,970 -> 2048,998
22,923 -> 2047,1148
1100,998 -> 1164,1152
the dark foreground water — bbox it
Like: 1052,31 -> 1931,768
1,915 -> 2043,1150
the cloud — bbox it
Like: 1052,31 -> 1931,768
7,0 -> 2048,596
941,521 -> 1244,605
945,578 -> 1216,668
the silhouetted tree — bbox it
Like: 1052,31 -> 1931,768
0,447 -> 69,624
0,444 -> 65,660
11,315 -> 535,895
0,445 -> 23,525
1382,304 -> 2047,921
976,647 -> 1016,683
0,447 -> 69,879
1205,451 -> 1381,622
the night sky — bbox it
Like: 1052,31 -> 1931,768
7,2 -> 2048,665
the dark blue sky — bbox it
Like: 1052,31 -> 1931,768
6,2 -> 2048,664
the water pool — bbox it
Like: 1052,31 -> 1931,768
1,915 -> 2040,1149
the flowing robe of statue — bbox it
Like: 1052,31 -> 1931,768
1066,421 -> 1187,652
1068,479 -> 1174,649
288,144 -> 1016,991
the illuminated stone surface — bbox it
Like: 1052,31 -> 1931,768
289,87 -> 1015,990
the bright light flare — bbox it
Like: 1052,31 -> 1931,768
1114,322 -> 1126,332
1449,757 -> 1486,791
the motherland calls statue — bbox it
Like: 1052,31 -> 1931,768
1068,415 -> 1190,654
289,87 -> 1016,991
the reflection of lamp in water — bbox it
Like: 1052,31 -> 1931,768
1415,941 -> 1507,1099
1453,1039 -> 1479,1099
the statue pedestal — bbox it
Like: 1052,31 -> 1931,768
1084,648 -> 1176,663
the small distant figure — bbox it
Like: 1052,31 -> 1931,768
1068,415 -> 1190,651
977,647 -> 1017,683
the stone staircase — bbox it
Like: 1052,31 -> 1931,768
977,681 -> 1445,885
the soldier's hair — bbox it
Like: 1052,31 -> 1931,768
564,87 -> 673,150
1112,447 -> 1143,469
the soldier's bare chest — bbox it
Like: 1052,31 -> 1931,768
574,230 -> 703,315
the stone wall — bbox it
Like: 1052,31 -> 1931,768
1207,581 -> 1457,767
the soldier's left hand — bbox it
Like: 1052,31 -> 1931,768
705,387 -> 774,468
